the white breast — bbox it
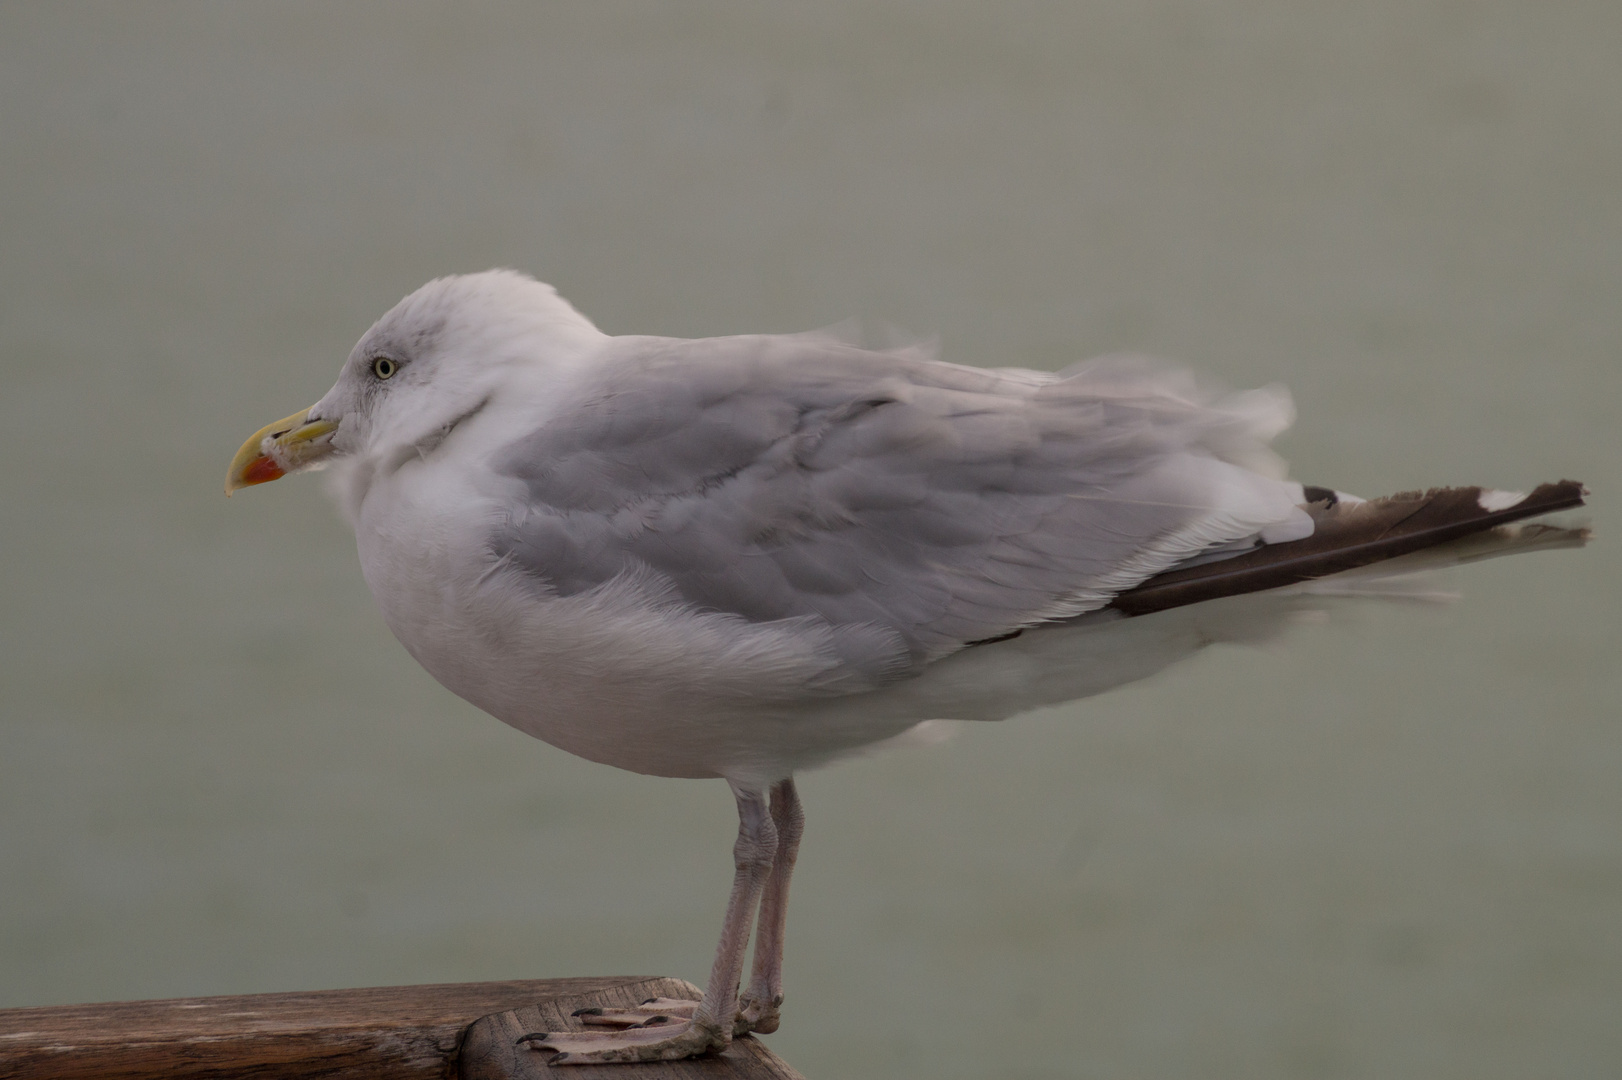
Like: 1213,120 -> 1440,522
348,439 -> 885,782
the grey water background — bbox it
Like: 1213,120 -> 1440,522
2,3 -> 1618,1076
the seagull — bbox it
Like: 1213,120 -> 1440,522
227,270 -> 1585,1064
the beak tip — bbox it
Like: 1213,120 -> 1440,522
227,455 -> 287,494
226,405 -> 330,496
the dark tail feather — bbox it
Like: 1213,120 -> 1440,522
1109,479 -> 1588,617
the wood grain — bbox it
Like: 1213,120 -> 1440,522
0,977 -> 805,1080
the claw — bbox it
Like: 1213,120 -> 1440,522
572,1003 -> 683,1028
737,992 -> 784,1036
514,1031 -> 549,1045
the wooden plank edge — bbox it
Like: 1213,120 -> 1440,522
0,977 -> 664,1080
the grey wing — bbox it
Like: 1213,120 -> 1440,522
491,332 -> 1310,682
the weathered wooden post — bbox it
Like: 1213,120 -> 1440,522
0,977 -> 806,1079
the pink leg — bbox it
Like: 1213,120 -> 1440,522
693,782 -> 778,1037
521,781 -> 778,1064
738,777 -> 803,1035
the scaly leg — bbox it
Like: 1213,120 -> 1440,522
570,778 -> 805,1038
520,781 -> 779,1065
738,777 -> 803,1035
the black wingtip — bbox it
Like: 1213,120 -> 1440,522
1110,478 -> 1588,617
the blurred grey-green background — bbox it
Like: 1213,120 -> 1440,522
2,4 -> 1617,1077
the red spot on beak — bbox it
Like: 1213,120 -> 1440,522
240,455 -> 285,487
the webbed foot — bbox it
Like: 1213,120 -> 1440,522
516,1012 -> 727,1065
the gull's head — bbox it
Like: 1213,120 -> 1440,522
226,269 -> 602,495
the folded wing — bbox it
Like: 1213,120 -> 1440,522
490,333 -> 1312,686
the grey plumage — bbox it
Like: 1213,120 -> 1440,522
490,331 -> 1309,685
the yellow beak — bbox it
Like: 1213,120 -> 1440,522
224,407 -> 339,495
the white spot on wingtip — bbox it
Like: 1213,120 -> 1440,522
1478,489 -> 1528,512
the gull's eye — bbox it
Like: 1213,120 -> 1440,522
371,356 -> 398,380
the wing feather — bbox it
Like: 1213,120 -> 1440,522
491,334 -> 1308,682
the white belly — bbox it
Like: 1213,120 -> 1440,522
351,456 -> 908,783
